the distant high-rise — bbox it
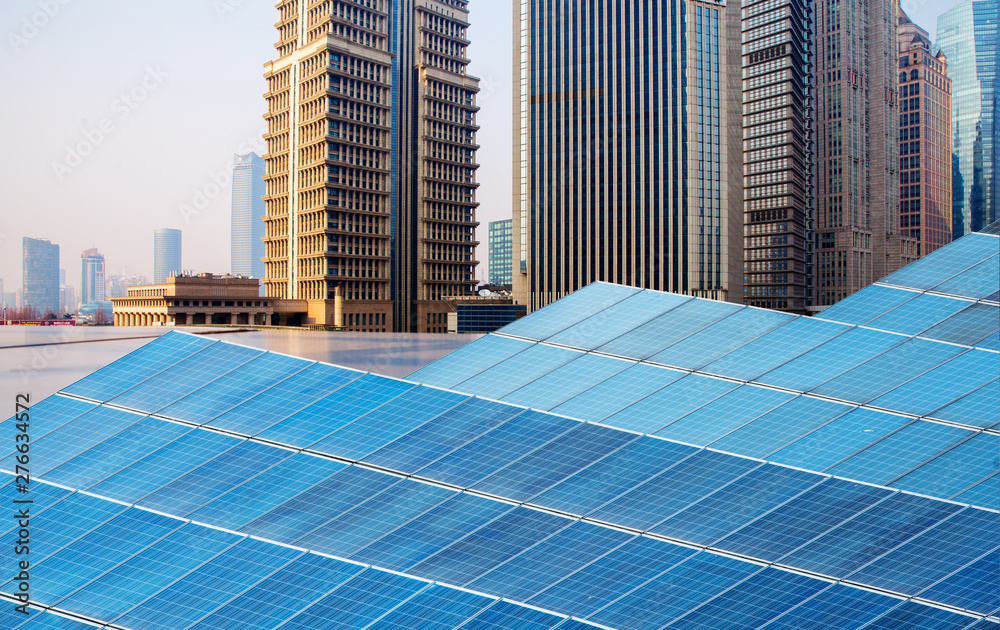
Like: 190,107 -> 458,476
262,1 -> 480,333
897,9 -> 953,256
937,0 -> 998,237
814,0 -> 918,306
231,152 -> 266,279
488,219 -> 513,287
107,274 -> 149,298
81,248 -> 106,305
153,229 -> 182,284
22,237 -> 60,315
513,0 -> 744,311
741,0 -> 816,313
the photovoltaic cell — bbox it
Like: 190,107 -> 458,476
916,551 -> 999,616
665,566 -> 827,630
650,464 -> 824,546
528,536 -> 698,618
931,254 -> 1000,300
964,621 -> 999,630
768,408 -> 911,472
827,421 -> 973,485
755,327 -> 905,392
499,281 -> 643,341
467,521 -> 635,602
500,353 -> 632,410
975,330 -> 1000,350
460,600 -> 565,630
256,374 -> 415,448
406,334 -> 534,390
847,508 -> 1000,595
57,524 -> 240,623
596,299 -> 745,361
879,233 -> 999,290
953,474 -> 999,511
706,396 -> 852,459
362,397 -> 525,473
700,317 -> 851,381
816,284 -> 920,326
927,379 -> 1000,428
780,493 -> 964,578
890,433 -> 1000,500
60,331 -> 214,401
712,478 -> 892,562
809,338 -> 967,405
42,416 -> 193,490
186,453 -> 347,530
472,422 -> 637,503
602,374 -> 739,435
869,349 -> 999,417
450,343 -> 584,400
108,341 -> 263,414
156,352 -> 312,423
862,600 -> 977,630
531,437 -> 698,516
757,583 -> 901,630
645,307 -> 794,370
0,395 -> 97,443
205,362 -> 363,435
416,410 -> 578,489
550,363 -> 685,422
920,303 -> 1000,347
653,385 -> 797,447
588,552 -> 762,630
364,585 -> 495,630
545,289 -> 692,350
12,613 -> 99,629
407,506 -> 572,585
307,385 -> 469,461
863,293 -> 972,337
587,450 -> 761,532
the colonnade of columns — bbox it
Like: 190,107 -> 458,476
112,312 -> 270,327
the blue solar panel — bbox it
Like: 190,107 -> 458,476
13,613 -> 99,629
602,374 -> 739,434
953,474 -> 999,511
865,294 -> 971,336
645,307 -> 794,370
756,583 -> 900,630
891,433 -> 1000,501
500,353 -> 632,410
545,289 -> 692,350
862,600 -> 977,629
880,233 -> 1000,290
827,421 -> 973,484
869,349 -> 998,418
927,379 -> 1000,428
206,362 -> 363,435
499,281 -> 643,341
451,343 -> 584,399
407,333 -> 534,389
931,254 -> 1000,300
364,585 -> 495,630
768,408 -> 911,472
976,330 -> 1000,350
920,303 -> 1000,346
810,338 -> 967,405
653,385 -> 797,447
817,284 -> 920,326
917,551 -> 999,616
0,395 -> 96,443
707,396 -> 852,459
597,299 -> 745,360
460,600 -> 565,630
308,385 -> 469,461
549,362 -> 685,422
60,331 -> 214,401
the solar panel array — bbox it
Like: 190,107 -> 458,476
1,229 -> 997,629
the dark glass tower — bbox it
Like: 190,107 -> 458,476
231,152 -> 266,279
22,237 -> 59,315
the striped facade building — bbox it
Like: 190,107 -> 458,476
512,0 -> 744,312
262,0 -> 480,332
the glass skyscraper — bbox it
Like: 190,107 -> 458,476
80,247 -> 106,305
153,228 -> 182,284
231,152 -> 266,279
513,0 -> 744,312
488,219 -> 513,287
937,0 -> 999,237
22,237 -> 60,315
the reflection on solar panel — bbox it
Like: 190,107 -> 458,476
1,228 -> 996,629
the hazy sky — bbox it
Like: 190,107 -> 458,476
0,0 -> 951,293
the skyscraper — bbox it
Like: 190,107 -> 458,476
512,0 -> 744,312
153,228 -> 182,284
488,219 -> 513,287
231,152 -> 266,279
937,0 -> 998,237
741,0 -> 816,313
22,237 -> 59,315
81,247 -> 106,305
814,0 -> 918,306
262,0 -> 480,332
897,9 -> 953,256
